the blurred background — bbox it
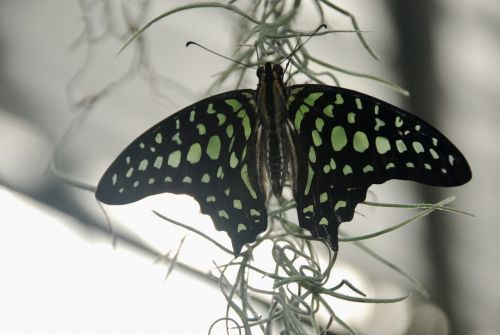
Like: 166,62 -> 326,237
0,0 -> 498,334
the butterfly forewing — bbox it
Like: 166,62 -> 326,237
287,84 -> 472,188
96,90 -> 268,255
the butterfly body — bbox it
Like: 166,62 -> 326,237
96,63 -> 471,256
254,63 -> 296,199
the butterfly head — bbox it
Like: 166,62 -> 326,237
257,62 -> 284,83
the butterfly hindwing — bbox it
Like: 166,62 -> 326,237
287,84 -> 471,247
96,90 -> 268,256
294,170 -> 368,250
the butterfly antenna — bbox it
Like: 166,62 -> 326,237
186,41 -> 255,69
281,24 -> 327,73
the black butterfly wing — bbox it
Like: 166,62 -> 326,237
287,84 -> 471,249
292,168 -> 368,251
96,90 -> 268,256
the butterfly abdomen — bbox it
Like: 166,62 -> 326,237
264,127 -> 292,198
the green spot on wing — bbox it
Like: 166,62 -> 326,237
241,146 -> 247,160
330,158 -> 336,170
334,200 -> 347,211
363,165 -> 374,173
355,97 -> 363,110
429,148 -> 439,159
226,124 -> 234,138
323,105 -> 334,118
374,118 -> 385,131
331,126 -> 347,151
250,209 -> 260,217
299,104 -> 310,114
448,155 -> 455,166
312,130 -> 322,146
396,139 -> 407,153
412,141 -> 425,154
138,159 -> 148,171
154,156 -> 163,169
308,147 -> 317,163
375,136 -> 391,154
187,143 -> 202,164
304,165 -> 314,195
168,150 -> 181,168
294,111 -> 304,131
241,114 -> 251,139
196,124 -> 206,135
225,99 -> 242,112
207,135 -> 221,160
207,103 -> 216,114
216,166 -> 224,178
395,116 -> 404,127
230,152 -> 238,168
217,113 -> 226,126
353,131 -> 369,153
236,109 -> 251,139
347,112 -> 356,124
242,115 -> 252,140
241,164 -> 257,199
304,92 -> 323,106
202,173 -> 210,183
233,199 -> 242,209
335,94 -> 344,104
315,118 -> 325,132
303,205 -> 313,213
218,210 -> 229,219
319,217 -> 328,225
342,165 -> 353,175
172,132 -> 182,145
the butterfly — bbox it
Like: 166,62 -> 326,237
95,62 -> 471,256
